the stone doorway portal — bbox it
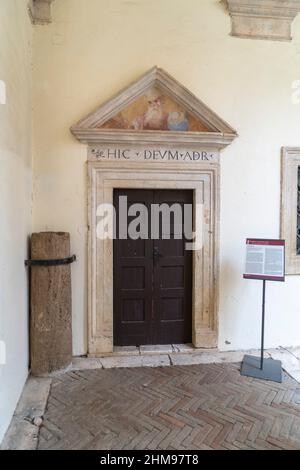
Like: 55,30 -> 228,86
70,67 -> 237,355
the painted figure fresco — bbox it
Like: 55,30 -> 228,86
133,89 -> 169,130
99,87 -> 209,132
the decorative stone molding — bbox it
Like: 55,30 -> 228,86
226,0 -> 300,41
28,0 -> 55,25
281,147 -> 300,274
86,164 -> 220,355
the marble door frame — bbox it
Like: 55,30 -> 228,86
87,159 -> 220,355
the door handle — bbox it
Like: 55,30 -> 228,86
153,246 -> 163,262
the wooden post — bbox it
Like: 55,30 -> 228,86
30,232 -> 72,375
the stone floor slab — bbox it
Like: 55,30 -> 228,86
170,351 -> 247,366
70,348 -> 300,378
287,347 -> 300,361
100,355 -> 143,369
1,420 -> 39,451
1,377 -> 51,450
172,343 -> 195,353
113,346 -> 140,356
72,357 -> 102,370
170,353 -> 212,366
140,345 -> 174,354
13,377 -> 51,419
141,354 -> 170,367
288,370 -> 300,383
268,348 -> 300,371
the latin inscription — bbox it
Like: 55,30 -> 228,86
89,147 -> 218,162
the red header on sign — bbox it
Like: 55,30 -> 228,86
246,239 -> 285,247
243,274 -> 285,281
244,238 -> 285,282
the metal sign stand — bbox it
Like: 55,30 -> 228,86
241,280 -> 282,383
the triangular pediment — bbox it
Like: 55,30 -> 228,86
71,67 -> 237,148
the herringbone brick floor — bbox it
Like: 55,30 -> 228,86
38,363 -> 300,450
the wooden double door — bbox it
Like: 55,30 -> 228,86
113,189 -> 192,346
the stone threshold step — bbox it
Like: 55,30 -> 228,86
89,344 -> 209,357
35,347 -> 300,383
72,349 -> 269,372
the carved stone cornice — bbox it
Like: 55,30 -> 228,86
226,0 -> 300,41
72,129 -> 236,150
28,0 -> 55,25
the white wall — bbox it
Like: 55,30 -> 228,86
0,0 -> 33,442
32,0 -> 300,355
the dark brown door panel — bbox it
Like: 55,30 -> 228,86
114,189 -> 192,346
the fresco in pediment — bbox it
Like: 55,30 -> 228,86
98,87 -> 210,132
